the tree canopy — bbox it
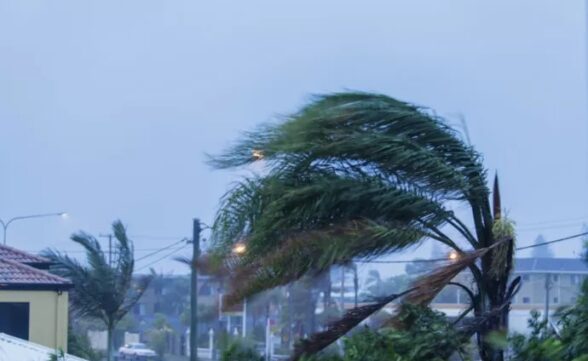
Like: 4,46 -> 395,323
210,92 -> 517,361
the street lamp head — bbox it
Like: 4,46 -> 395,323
232,243 -> 247,255
252,149 -> 264,160
448,251 -> 459,261
59,212 -> 68,219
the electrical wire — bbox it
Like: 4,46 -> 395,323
135,244 -> 189,272
135,238 -> 187,262
356,231 -> 588,264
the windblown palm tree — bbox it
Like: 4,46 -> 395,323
43,220 -> 151,361
209,92 -> 519,361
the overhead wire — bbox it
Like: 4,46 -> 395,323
135,244 -> 189,272
356,231 -> 588,264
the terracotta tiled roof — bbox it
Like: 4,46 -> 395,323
0,245 -> 51,266
0,258 -> 71,290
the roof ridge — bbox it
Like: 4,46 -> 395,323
0,258 -> 71,285
0,244 -> 50,263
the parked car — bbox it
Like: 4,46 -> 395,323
118,343 -> 158,360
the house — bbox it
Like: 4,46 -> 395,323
0,245 -> 72,351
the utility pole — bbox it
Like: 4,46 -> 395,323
190,219 -> 201,361
99,233 -> 114,267
353,264 -> 358,308
544,273 -> 551,322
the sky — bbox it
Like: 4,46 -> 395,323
0,1 -> 587,276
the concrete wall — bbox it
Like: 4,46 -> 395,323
0,290 -> 68,351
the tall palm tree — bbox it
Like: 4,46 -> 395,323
43,220 -> 151,361
209,92 -> 519,361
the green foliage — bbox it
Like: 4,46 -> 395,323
509,310 -> 564,361
342,328 -> 395,361
302,306 -> 469,361
68,329 -> 102,361
147,313 -> 174,357
42,220 -> 152,361
48,349 -> 65,361
220,340 -> 263,361
210,92 -> 515,361
558,278 -> 588,360
210,92 -> 490,300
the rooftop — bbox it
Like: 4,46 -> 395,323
0,332 -> 87,361
0,245 -> 51,268
0,258 -> 72,291
514,258 -> 588,274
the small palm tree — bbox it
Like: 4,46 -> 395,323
43,220 -> 152,361
209,92 -> 519,361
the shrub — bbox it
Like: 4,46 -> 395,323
220,340 -> 263,361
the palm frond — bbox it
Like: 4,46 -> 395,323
223,220 -> 424,304
43,220 -> 147,327
290,290 -> 413,361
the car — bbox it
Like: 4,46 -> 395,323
118,343 -> 158,360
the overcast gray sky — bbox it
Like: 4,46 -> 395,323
1,1 -> 587,275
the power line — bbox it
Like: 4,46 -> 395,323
517,216 -> 588,227
135,238 -> 187,262
26,246 -> 187,254
356,258 -> 447,264
516,231 -> 588,251
135,244 -> 189,272
357,231 -> 588,264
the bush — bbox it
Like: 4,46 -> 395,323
220,340 -> 263,361
300,305 -> 468,361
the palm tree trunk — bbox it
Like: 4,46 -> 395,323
477,246 -> 513,361
107,322 -> 114,361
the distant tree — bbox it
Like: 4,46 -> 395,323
148,313 -> 174,358
531,235 -> 553,258
365,270 -> 383,297
43,220 -> 152,361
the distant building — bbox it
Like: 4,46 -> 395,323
429,257 -> 588,334
512,258 -> 588,307
0,245 -> 72,351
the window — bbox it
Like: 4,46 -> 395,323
552,275 -> 559,282
0,302 -> 29,340
523,275 -> 530,281
553,297 -> 559,304
572,275 -> 580,285
522,297 -> 531,304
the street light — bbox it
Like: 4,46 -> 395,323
252,149 -> 264,160
232,242 -> 247,255
231,242 -> 248,338
0,212 -> 68,245
448,251 -> 459,261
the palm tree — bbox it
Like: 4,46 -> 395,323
209,92 -> 519,361
43,220 -> 152,361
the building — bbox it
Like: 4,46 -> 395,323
512,257 -> 588,307
429,257 -> 588,334
0,245 -> 72,351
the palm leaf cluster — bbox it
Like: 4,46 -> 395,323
44,221 -> 150,325
210,92 -> 517,361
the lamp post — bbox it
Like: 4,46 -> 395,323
0,212 -> 67,245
